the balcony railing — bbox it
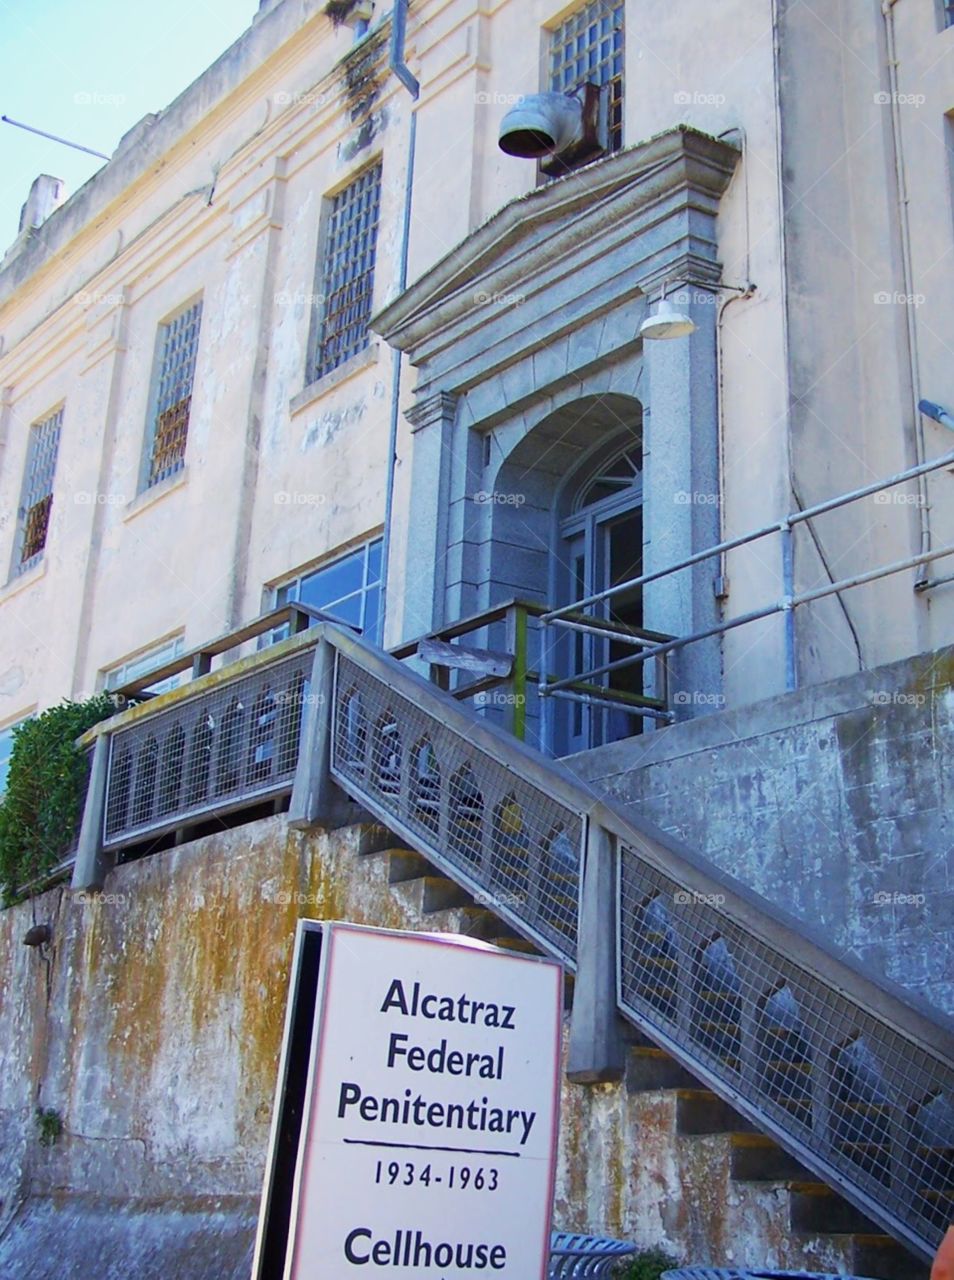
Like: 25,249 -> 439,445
390,597 -> 673,741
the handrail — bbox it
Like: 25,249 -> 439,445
315,621 -> 954,1262
541,446 -> 954,701
321,623 -> 954,1057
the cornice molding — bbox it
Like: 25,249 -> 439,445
372,126 -> 740,359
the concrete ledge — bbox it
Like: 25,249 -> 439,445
0,1194 -> 258,1279
567,642 -> 954,784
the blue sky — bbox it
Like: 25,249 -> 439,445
0,0 -> 257,248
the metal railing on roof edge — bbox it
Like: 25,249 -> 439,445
64,618 -> 954,1263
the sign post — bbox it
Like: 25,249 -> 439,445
253,921 -> 564,1280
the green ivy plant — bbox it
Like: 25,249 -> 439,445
621,1248 -> 681,1280
34,1106 -> 63,1148
0,696 -> 114,905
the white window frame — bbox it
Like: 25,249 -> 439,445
11,406 -> 63,578
269,537 -> 383,642
103,634 -> 186,696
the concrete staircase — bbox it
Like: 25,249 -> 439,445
359,831 -> 931,1280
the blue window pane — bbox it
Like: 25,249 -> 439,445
368,539 -> 383,583
299,551 -> 364,612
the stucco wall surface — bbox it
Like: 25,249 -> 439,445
570,644 -> 954,1014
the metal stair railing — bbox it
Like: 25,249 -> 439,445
68,616 -> 954,1264
309,624 -> 954,1266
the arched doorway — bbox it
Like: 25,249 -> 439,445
556,440 -> 644,754
488,394 -> 645,754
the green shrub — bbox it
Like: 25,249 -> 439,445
0,696 -> 114,905
620,1248 -> 681,1280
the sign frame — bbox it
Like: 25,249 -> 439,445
251,921 -> 564,1280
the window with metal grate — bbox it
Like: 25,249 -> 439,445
549,0 -> 625,152
12,407 -> 62,576
309,163 -> 382,382
142,298 -> 203,490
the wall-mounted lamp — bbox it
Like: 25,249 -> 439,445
23,924 -> 52,948
638,283 -> 696,341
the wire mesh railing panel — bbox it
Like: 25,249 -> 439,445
619,847 -> 954,1253
103,649 -> 314,847
331,654 -> 583,961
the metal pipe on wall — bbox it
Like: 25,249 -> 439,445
378,0 -> 420,645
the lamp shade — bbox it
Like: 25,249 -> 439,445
639,297 -> 696,341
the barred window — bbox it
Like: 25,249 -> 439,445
142,298 -> 203,490
12,407 -> 62,576
550,0 -> 625,152
309,164 -> 382,383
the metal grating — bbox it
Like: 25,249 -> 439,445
310,163 -> 382,381
14,407 -> 62,575
145,298 -> 203,488
330,653 -> 583,961
619,847 -> 954,1253
103,648 -> 313,846
550,0 -> 625,152
548,1232 -> 637,1277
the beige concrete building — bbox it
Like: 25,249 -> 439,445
0,1 -> 953,1275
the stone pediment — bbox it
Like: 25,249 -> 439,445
372,125 -> 740,394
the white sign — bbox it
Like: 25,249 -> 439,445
282,923 -> 563,1280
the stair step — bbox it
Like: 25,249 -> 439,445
851,1234 -> 932,1280
789,1182 -> 880,1234
626,1046 -> 699,1092
418,875 -> 475,913
387,849 -> 438,884
729,1133 -> 811,1182
676,1089 -> 756,1136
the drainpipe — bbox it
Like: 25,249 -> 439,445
377,0 -> 420,645
881,0 -> 931,588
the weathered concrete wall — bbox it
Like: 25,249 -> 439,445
0,812 -> 870,1275
570,643 -> 954,1014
